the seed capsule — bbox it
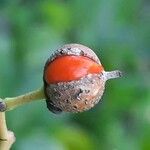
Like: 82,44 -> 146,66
43,44 -> 122,114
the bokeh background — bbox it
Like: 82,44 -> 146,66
0,0 -> 149,150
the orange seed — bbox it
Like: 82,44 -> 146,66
45,55 -> 104,84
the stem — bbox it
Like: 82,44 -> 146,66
104,70 -> 122,81
0,112 -> 8,140
0,87 -> 45,149
4,87 -> 45,111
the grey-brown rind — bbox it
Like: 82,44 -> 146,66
44,44 -> 101,70
44,74 -> 105,113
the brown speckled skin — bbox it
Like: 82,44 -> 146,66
43,44 -> 106,113
45,74 -> 105,113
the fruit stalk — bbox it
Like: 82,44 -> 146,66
0,87 -> 45,112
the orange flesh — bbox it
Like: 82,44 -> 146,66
45,55 -> 104,84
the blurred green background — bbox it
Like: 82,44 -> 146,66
0,0 -> 149,150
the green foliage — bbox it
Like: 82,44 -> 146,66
0,0 -> 149,150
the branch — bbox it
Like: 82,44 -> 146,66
0,131 -> 15,150
0,112 -> 15,150
0,112 -> 8,140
